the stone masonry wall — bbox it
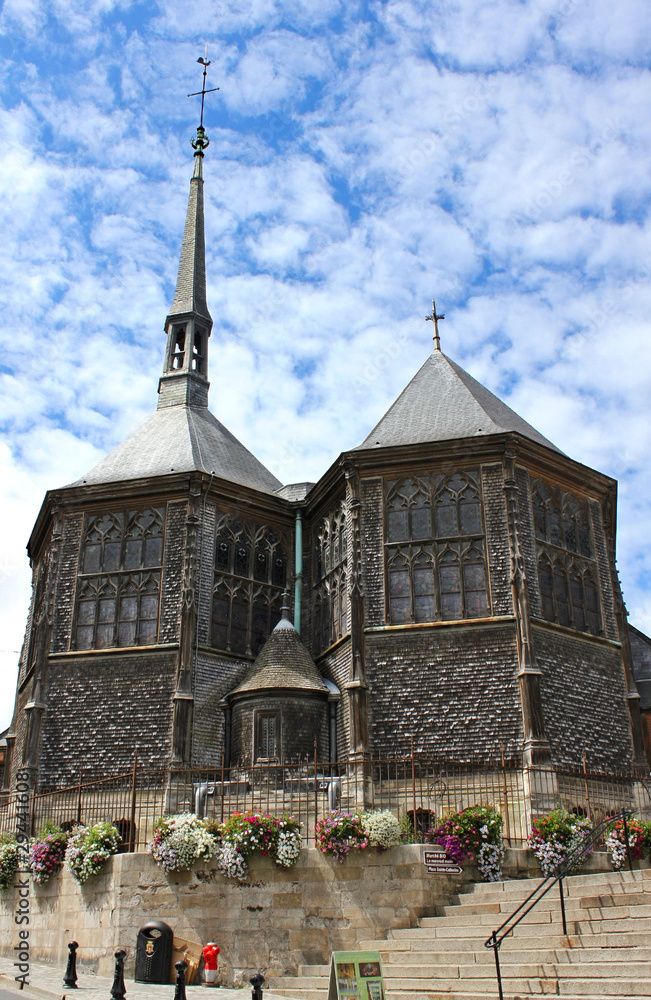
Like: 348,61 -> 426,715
39,650 -> 177,785
0,847 -> 466,984
365,623 -> 522,759
534,625 -> 633,769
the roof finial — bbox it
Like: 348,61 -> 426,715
425,298 -> 445,352
188,44 -> 220,157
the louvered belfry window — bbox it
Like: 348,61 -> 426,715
532,481 -> 602,635
74,508 -> 165,650
211,513 -> 287,657
385,472 -> 490,624
312,501 -> 348,653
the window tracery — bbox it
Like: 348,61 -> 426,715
312,501 -> 349,653
211,514 -> 287,657
532,480 -> 601,635
384,472 -> 490,624
75,508 -> 165,650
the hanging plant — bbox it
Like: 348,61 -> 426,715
65,822 -> 121,883
426,805 -> 505,881
29,823 -> 69,885
361,810 -> 402,851
605,816 -> 647,871
149,813 -> 218,874
315,812 -> 368,863
528,809 -> 593,877
0,834 -> 20,891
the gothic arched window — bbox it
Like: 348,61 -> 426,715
312,501 -> 349,653
74,507 -> 165,651
532,480 -> 601,635
211,514 -> 288,656
384,471 -> 489,624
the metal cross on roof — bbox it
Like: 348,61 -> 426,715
425,299 -> 445,351
188,44 -> 220,128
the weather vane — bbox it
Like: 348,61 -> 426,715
425,298 -> 445,351
188,43 -> 220,130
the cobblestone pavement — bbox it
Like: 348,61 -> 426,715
0,958 -> 283,1000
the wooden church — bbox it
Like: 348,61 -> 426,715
5,117 -> 650,793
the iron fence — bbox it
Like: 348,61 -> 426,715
1,754 -> 650,852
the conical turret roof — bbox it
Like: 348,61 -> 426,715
229,615 -> 328,697
356,350 -> 561,453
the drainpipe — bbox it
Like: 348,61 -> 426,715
294,509 -> 303,633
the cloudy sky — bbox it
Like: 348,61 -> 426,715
1,0 -> 650,730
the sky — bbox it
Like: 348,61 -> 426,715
0,0 -> 650,731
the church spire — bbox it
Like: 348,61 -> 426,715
158,57 -> 218,410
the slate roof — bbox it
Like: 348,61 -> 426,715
356,350 -> 561,453
229,616 -> 328,697
630,624 -> 651,710
168,153 -> 212,324
68,404 -> 282,492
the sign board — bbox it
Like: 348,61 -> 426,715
328,951 -> 385,1000
423,849 -> 462,875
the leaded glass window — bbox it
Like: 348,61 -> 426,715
312,501 -> 349,653
385,471 -> 490,624
531,480 -> 602,636
74,508 -> 165,650
211,514 -> 288,656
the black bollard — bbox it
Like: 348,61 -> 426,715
250,972 -> 265,1000
110,949 -> 127,1000
63,941 -> 79,989
174,960 -> 188,1000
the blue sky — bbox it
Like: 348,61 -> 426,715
1,0 -> 650,729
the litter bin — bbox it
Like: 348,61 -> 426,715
134,920 -> 173,984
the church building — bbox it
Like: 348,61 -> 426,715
5,117 -> 650,794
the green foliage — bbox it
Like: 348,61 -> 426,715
399,813 -> 414,844
65,822 -> 121,883
0,835 -> 19,891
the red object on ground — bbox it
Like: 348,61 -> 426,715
202,944 -> 220,971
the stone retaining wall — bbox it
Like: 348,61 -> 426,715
0,846 -> 633,986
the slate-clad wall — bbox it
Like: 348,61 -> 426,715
52,511 -> 84,652
230,694 -> 329,766
360,477 -> 383,626
588,498 -> 618,641
192,651 -> 250,768
482,464 -> 512,616
535,626 -> 632,769
159,500 -> 186,644
365,623 -> 522,758
39,650 -> 177,786
318,638 -> 352,759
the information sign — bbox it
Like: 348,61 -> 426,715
423,849 -> 463,875
327,951 -> 385,1000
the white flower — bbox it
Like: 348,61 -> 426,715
362,811 -> 401,849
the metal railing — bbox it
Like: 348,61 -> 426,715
1,754 -> 649,853
484,811 -> 634,1000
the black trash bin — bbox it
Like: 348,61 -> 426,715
134,920 -> 173,984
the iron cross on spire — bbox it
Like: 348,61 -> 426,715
187,44 -> 220,130
425,299 -> 445,352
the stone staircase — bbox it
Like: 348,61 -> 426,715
269,868 -> 651,1000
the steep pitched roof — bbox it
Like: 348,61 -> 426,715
68,404 -> 282,492
356,350 -> 561,453
229,616 -> 328,697
167,140 -> 212,324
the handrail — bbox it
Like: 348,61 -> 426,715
484,810 -> 633,1000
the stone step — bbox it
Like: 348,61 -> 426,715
461,870 -> 651,898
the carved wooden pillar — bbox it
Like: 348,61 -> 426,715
172,478 -> 202,764
344,464 -> 369,759
503,447 -> 551,766
602,490 -> 647,768
22,507 -> 62,784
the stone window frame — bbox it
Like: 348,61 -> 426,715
73,507 -> 166,651
211,514 -> 289,658
531,480 -> 603,636
383,470 -> 491,624
254,710 -> 280,762
312,500 -> 349,654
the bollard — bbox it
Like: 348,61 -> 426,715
110,949 -> 127,1000
174,960 -> 188,1000
250,972 -> 265,1000
63,941 -> 79,989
